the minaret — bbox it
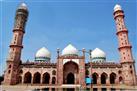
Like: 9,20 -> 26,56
4,3 -> 28,85
113,4 -> 136,85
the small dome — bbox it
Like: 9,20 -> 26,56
18,3 -> 28,10
91,48 -> 106,62
35,47 -> 51,62
62,44 -> 78,56
114,4 -> 122,12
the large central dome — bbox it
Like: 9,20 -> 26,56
62,44 -> 78,56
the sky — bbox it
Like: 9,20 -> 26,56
0,0 -> 136,76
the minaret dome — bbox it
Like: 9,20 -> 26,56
18,3 -> 28,11
114,4 -> 122,12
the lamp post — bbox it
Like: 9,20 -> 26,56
89,50 -> 92,88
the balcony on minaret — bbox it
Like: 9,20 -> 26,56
118,44 -> 132,50
116,28 -> 128,35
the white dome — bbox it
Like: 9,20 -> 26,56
35,47 -> 51,58
18,3 -> 28,10
114,4 -> 122,12
91,48 -> 106,58
62,44 -> 78,56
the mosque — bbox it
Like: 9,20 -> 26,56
3,3 -> 136,87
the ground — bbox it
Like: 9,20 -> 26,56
1,85 -> 137,91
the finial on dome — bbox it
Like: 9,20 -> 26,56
18,2 -> 28,10
114,4 -> 122,12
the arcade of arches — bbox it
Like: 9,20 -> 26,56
21,70 -> 123,85
22,71 -> 56,84
92,72 -> 123,85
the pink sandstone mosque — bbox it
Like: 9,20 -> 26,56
3,3 -> 137,87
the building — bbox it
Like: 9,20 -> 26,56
3,3 -> 136,87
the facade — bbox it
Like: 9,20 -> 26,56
3,3 -> 136,87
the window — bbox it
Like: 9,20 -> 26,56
130,70 -> 133,74
118,70 -> 122,74
52,70 -> 56,75
86,70 -> 89,75
8,65 -> 11,68
130,65 -> 132,69
8,70 -> 11,74
124,57 -> 126,60
19,70 -> 23,74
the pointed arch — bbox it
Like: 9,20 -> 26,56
18,76 -> 22,83
110,72 -> 116,84
101,72 -> 108,84
42,72 -> 50,84
119,76 -> 123,84
33,72 -> 41,84
52,70 -> 56,75
24,72 -> 32,83
92,72 -> 98,84
52,77 -> 56,84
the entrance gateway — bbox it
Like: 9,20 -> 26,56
63,61 -> 79,84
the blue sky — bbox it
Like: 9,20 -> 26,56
0,0 -> 136,76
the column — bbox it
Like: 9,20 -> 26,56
22,75 -> 24,84
41,75 -> 43,85
31,75 -> 33,85
115,76 -> 119,84
97,75 -> 101,85
106,75 -> 110,85
50,77 -> 52,85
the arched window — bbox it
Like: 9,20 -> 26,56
52,77 -> 56,84
42,72 -> 50,84
8,65 -> 11,68
8,70 -> 11,74
118,70 -> 122,74
101,72 -> 108,84
18,76 -> 22,83
52,70 -> 56,75
33,72 -> 41,84
110,72 -> 116,84
119,76 -> 123,84
19,70 -> 23,74
130,65 -> 132,68
92,72 -> 98,84
24,72 -> 32,83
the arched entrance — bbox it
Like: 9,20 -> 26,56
119,76 -> 123,84
33,72 -> 41,84
18,76 -> 22,83
43,72 -> 50,84
67,73 -> 74,84
63,61 -> 79,84
92,73 -> 98,84
101,72 -> 107,84
24,72 -> 32,83
110,73 -> 116,84
52,77 -> 56,84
